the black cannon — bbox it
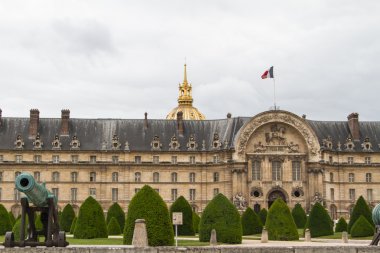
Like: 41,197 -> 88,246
3,173 -> 69,247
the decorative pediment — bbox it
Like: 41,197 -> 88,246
211,133 -> 222,150
344,136 -> 355,151
169,135 -> 180,151
33,133 -> 43,150
52,134 -> 62,150
361,137 -> 373,152
70,135 -> 81,150
151,135 -> 162,151
187,135 -> 198,151
14,134 -> 24,150
111,134 -> 121,150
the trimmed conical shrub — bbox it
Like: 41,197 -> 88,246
70,217 -> 77,234
335,217 -> 348,232
241,207 -> 263,235
350,215 -> 375,237
123,185 -> 174,246
292,203 -> 307,229
108,217 -> 122,235
259,208 -> 268,225
265,198 -> 299,241
309,202 -> 333,237
193,212 -> 200,234
348,196 -> 374,233
106,202 -> 125,232
199,193 -> 242,244
60,204 -> 76,232
0,204 -> 12,235
170,196 -> 195,236
8,211 -> 16,226
35,213 -> 43,231
73,196 -> 108,238
12,216 -> 28,241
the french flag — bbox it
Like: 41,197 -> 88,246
261,66 -> 274,79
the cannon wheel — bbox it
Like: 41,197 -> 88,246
4,232 -> 14,248
57,231 -> 66,247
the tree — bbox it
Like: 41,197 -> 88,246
291,203 -> 307,229
309,202 -> 333,237
350,215 -> 375,237
73,196 -> 108,238
123,185 -> 174,246
0,204 -> 12,235
106,202 -> 125,232
199,193 -> 242,244
60,204 -> 76,232
170,196 -> 195,236
8,211 -> 16,226
107,217 -> 122,235
241,207 -> 263,235
347,196 -> 374,233
335,217 -> 348,232
259,208 -> 268,226
70,217 -> 77,234
193,212 -> 200,234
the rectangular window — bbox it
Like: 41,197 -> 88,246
112,156 -> 119,164
135,156 -> 141,164
52,155 -> 59,163
0,155 -> 3,162
71,188 -> 77,202
112,188 -> 118,202
171,156 -> 177,164
349,189 -> 355,201
171,189 -> 178,201
347,157 -> 354,164
292,161 -> 301,181
15,155 -> 22,163
189,156 -> 196,164
34,172 -> 40,182
52,172 -> 60,182
330,172 -> 334,182
171,173 -> 177,183
366,173 -> 372,183
330,188 -> 335,201
90,155 -> 97,163
90,172 -> 96,182
189,173 -> 195,183
34,155 -> 42,163
52,188 -> 59,199
213,155 -> 219,164
272,161 -> 282,181
329,156 -> 333,164
190,189 -> 196,201
252,160 -> 261,180
213,172 -> 219,182
14,188 -> 20,201
213,188 -> 219,196
71,172 -> 78,182
348,173 -> 355,183
365,157 -> 371,165
153,156 -> 159,164
0,172 -> 2,182
71,155 -> 79,163
367,189 -> 373,202
89,188 -> 96,197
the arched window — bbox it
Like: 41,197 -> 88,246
189,172 -> 195,182
153,172 -> 160,183
71,172 -> 78,182
135,172 -> 141,182
112,172 -> 119,182
213,172 -> 219,182
90,172 -> 96,182
171,172 -> 177,182
52,171 -> 60,182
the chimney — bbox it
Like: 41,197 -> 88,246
347,113 -> 360,141
144,112 -> 148,129
60,109 -> 70,135
227,113 -> 232,119
29,109 -> 40,138
177,111 -> 184,135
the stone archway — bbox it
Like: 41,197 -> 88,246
267,189 -> 288,209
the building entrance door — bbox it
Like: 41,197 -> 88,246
267,190 -> 286,209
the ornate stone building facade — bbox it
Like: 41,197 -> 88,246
0,70 -> 379,219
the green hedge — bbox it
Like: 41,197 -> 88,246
199,193 -> 242,244
73,196 -> 108,238
259,208 -> 268,226
350,215 -> 375,237
170,196 -> 195,236
291,203 -> 307,229
192,212 -> 200,234
241,207 -> 262,235
265,198 -> 299,241
70,217 -> 77,234
123,185 -> 174,246
335,217 -> 348,232
12,216 -> 28,241
348,196 -> 374,233
0,204 -> 12,235
106,202 -> 125,232
108,217 -> 122,235
60,204 -> 76,232
309,202 -> 333,237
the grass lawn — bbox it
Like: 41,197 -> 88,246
316,232 -> 373,240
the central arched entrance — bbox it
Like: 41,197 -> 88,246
267,190 -> 287,209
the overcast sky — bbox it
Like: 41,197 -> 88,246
1,0 -> 379,121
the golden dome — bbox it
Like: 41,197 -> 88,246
166,64 -> 206,120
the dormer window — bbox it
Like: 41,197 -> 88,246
169,135 -> 180,151
211,133 -> 222,150
362,137 -> 373,152
70,135 -> 81,150
187,135 -> 198,151
14,135 -> 24,150
111,135 -> 121,150
52,134 -> 62,150
33,133 -> 43,150
151,135 -> 162,151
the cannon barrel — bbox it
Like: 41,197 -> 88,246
15,173 -> 56,207
373,203 -> 380,226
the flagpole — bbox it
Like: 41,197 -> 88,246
273,77 -> 276,110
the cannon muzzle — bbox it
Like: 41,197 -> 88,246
15,173 -> 56,207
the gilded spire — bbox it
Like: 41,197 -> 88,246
183,64 -> 188,85
178,64 -> 193,105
